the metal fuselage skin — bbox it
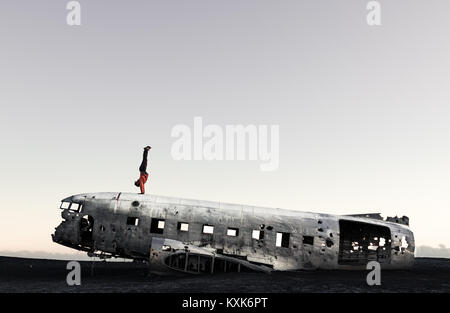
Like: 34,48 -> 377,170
52,192 -> 415,271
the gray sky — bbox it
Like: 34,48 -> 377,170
1,0 -> 449,254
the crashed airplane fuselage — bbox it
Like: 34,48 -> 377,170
52,192 -> 414,273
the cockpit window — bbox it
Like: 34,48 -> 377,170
71,203 -> 80,211
60,202 -> 82,212
60,202 -> 71,209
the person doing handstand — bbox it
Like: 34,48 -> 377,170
135,146 -> 151,194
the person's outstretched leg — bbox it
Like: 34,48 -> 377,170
139,149 -> 148,173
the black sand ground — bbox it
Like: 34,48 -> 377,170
0,256 -> 449,293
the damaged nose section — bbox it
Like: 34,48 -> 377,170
52,209 -> 82,249
52,199 -> 94,252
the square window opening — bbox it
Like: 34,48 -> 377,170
203,225 -> 214,234
150,218 -> 165,234
177,222 -> 189,232
252,230 -> 264,240
276,232 -> 290,248
126,217 -> 139,226
227,228 -> 239,237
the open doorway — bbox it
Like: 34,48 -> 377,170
338,220 -> 391,265
80,215 -> 94,245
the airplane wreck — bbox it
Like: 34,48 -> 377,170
52,192 -> 415,273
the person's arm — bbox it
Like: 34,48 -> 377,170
140,178 -> 145,194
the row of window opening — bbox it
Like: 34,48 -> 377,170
126,217 -> 293,248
